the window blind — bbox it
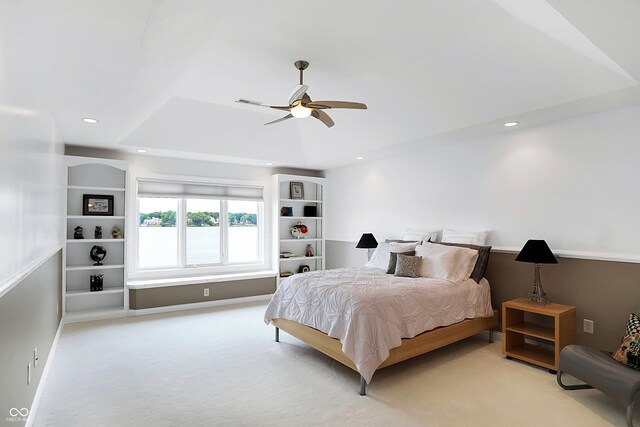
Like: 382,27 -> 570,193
137,179 -> 263,201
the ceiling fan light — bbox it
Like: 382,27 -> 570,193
291,105 -> 312,118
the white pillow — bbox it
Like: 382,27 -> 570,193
402,228 -> 439,244
442,229 -> 489,246
366,242 -> 420,270
414,242 -> 479,283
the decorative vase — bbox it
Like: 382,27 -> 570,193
95,226 -> 102,239
73,226 -> 84,239
305,244 -> 314,257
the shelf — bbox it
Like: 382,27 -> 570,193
68,185 -> 125,192
64,307 -> 127,322
66,264 -> 125,271
280,238 -> 322,242
66,287 -> 125,297
67,239 -> 125,243
280,216 -> 323,220
67,215 -> 125,220
506,343 -> 555,370
280,199 -> 323,203
280,256 -> 323,262
506,323 -> 555,342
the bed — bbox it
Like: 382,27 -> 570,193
264,266 -> 497,394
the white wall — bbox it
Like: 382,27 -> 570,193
325,104 -> 640,257
0,3 -> 65,291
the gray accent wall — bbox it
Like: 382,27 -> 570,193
326,240 -> 640,351
129,277 -> 276,310
0,250 -> 62,421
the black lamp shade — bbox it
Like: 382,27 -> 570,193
356,233 -> 378,249
515,240 -> 558,264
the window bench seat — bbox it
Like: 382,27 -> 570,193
127,270 -> 278,290
127,271 -> 277,311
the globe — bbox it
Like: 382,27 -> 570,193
90,245 -> 107,266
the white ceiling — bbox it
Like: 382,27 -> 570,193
3,0 -> 640,170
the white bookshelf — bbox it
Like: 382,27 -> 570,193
272,174 -> 325,286
63,156 -> 128,322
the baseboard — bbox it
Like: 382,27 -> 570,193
128,294 -> 273,317
26,319 -> 64,427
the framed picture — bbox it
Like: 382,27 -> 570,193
83,194 -> 114,216
290,182 -> 304,199
281,206 -> 293,216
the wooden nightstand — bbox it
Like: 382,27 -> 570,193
502,298 -> 576,372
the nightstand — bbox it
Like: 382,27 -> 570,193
502,298 -> 576,373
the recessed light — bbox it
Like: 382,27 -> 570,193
355,156 -> 364,160
81,118 -> 99,124
265,162 -> 273,166
504,121 -> 519,127
136,149 -> 147,153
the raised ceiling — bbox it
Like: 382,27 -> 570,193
3,0 -> 640,169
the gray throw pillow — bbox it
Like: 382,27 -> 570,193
385,239 -> 420,244
386,250 -> 416,274
434,242 -> 492,283
394,254 -> 422,278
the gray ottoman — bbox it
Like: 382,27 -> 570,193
557,344 -> 640,427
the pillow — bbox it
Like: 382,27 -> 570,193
386,250 -> 416,274
366,242 -> 420,270
403,228 -> 439,244
612,313 -> 640,370
394,254 -> 422,278
385,239 -> 420,244
442,229 -> 489,246
433,242 -> 491,283
414,242 -> 479,283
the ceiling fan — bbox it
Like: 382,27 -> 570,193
236,60 -> 367,128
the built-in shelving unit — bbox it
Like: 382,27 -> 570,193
272,174 -> 325,286
63,156 -> 128,322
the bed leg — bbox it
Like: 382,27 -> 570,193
489,328 -> 494,343
359,376 -> 366,396
275,327 -> 280,342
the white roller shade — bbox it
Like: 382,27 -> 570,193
137,179 -> 263,201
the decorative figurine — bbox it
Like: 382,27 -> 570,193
90,274 -> 104,292
298,265 -> 310,273
89,245 -> 107,266
290,221 -> 308,239
94,226 -> 102,239
73,226 -> 84,239
305,244 -> 314,257
111,225 -> 122,239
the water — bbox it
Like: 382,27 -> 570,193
139,226 -> 258,268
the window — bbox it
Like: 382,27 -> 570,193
136,178 -> 264,275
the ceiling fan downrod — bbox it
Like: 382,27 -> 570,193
294,60 -> 309,85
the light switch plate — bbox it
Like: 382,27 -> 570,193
583,319 -> 594,334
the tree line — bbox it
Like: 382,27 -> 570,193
139,211 -> 256,227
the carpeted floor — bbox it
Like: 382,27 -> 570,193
34,301 -> 636,426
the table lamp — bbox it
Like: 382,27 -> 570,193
515,239 -> 558,305
356,233 -> 378,261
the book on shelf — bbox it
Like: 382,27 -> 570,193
280,252 -> 296,258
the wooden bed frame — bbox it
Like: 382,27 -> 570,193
272,310 -> 498,395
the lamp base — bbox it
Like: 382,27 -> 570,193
526,263 -> 549,305
367,248 -> 374,261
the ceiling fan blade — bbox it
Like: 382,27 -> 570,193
287,85 -> 309,105
236,99 -> 291,111
264,114 -> 293,126
311,109 -> 335,128
305,101 -> 367,110
269,106 -> 291,111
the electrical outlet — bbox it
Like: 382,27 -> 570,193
204,288 -> 209,297
27,362 -> 31,385
583,319 -> 594,334
34,347 -> 39,367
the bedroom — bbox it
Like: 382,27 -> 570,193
2,1 -> 640,426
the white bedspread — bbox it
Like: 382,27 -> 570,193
264,267 -> 493,383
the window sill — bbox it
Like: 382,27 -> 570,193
127,270 -> 278,290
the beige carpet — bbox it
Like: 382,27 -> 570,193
34,301 -> 636,426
